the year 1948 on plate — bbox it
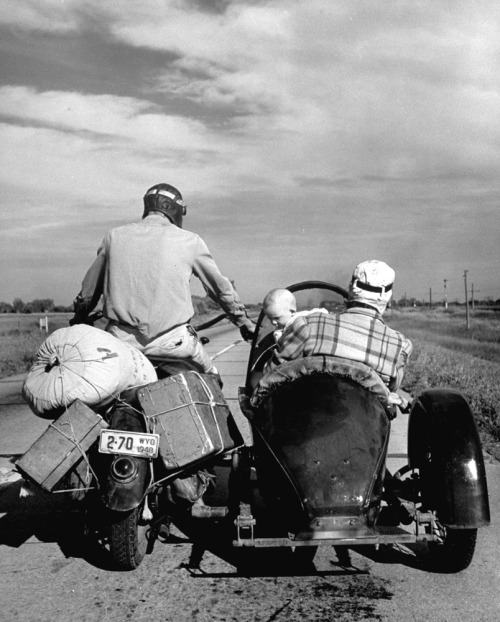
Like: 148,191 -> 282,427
99,430 -> 160,458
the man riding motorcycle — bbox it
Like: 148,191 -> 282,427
72,182 -> 255,374
71,182 -> 256,507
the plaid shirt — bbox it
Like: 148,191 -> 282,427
266,306 -> 412,390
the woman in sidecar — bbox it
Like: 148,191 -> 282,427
238,273 -> 490,573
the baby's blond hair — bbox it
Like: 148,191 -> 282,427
263,288 -> 296,312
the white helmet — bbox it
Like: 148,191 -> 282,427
348,260 -> 395,314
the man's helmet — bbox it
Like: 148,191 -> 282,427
348,260 -> 395,314
143,183 -> 187,227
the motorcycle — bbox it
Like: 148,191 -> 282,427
51,312 -> 236,570
19,282 -> 491,574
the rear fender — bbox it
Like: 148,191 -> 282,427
408,388 -> 490,528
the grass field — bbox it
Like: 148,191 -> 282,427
390,306 -> 500,460
2,307 -> 499,459
0,313 -> 74,378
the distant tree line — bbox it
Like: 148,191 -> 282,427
0,295 -> 260,316
0,298 -> 72,314
394,297 -> 500,308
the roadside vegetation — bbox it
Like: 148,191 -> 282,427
0,314 -> 73,378
390,306 -> 500,461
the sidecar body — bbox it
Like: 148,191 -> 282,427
235,281 -> 490,572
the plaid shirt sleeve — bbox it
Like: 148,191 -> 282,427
264,316 -> 310,372
390,335 -> 413,391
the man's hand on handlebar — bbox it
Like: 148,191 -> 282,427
69,311 -> 103,326
70,294 -> 103,326
239,321 -> 256,342
69,315 -> 83,326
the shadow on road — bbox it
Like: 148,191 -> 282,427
0,477 -> 77,547
349,542 -> 427,570
0,474 -> 121,570
0,468 -> 430,576
160,514 -> 371,579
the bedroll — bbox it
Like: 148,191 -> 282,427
22,325 -> 157,418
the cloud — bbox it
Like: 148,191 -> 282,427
0,86 -> 236,213
0,0 -> 82,33
1,1 -> 500,303
0,86 -> 210,147
3,3 -> 500,187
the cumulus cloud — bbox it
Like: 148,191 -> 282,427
0,85 -> 239,210
0,86 -> 208,146
2,2 -> 500,187
0,0 -> 82,32
1,0 -> 500,302
147,2 -> 500,194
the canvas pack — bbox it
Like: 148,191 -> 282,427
16,400 -> 108,491
137,371 -> 243,470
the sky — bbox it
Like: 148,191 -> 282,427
1,0 -> 499,307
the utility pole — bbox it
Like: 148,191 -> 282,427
471,284 -> 480,311
464,270 -> 470,330
444,279 -> 448,309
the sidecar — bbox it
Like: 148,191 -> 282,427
235,281 -> 490,572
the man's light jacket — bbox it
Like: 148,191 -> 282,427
78,214 -> 248,346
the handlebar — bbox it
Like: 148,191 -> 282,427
70,310 -> 231,332
193,313 -> 228,332
69,311 -> 104,326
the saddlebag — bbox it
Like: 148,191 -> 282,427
15,400 -> 108,492
137,371 -> 243,470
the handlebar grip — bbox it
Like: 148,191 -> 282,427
69,311 -> 104,326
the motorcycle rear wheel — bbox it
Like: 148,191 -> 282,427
109,506 -> 149,570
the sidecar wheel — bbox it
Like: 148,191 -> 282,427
109,506 -> 149,570
426,523 -> 477,573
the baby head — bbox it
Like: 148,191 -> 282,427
263,288 -> 297,329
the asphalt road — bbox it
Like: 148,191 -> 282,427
0,323 -> 499,622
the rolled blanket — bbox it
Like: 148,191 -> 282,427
23,325 -> 157,418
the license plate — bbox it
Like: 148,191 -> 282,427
99,430 -> 160,458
